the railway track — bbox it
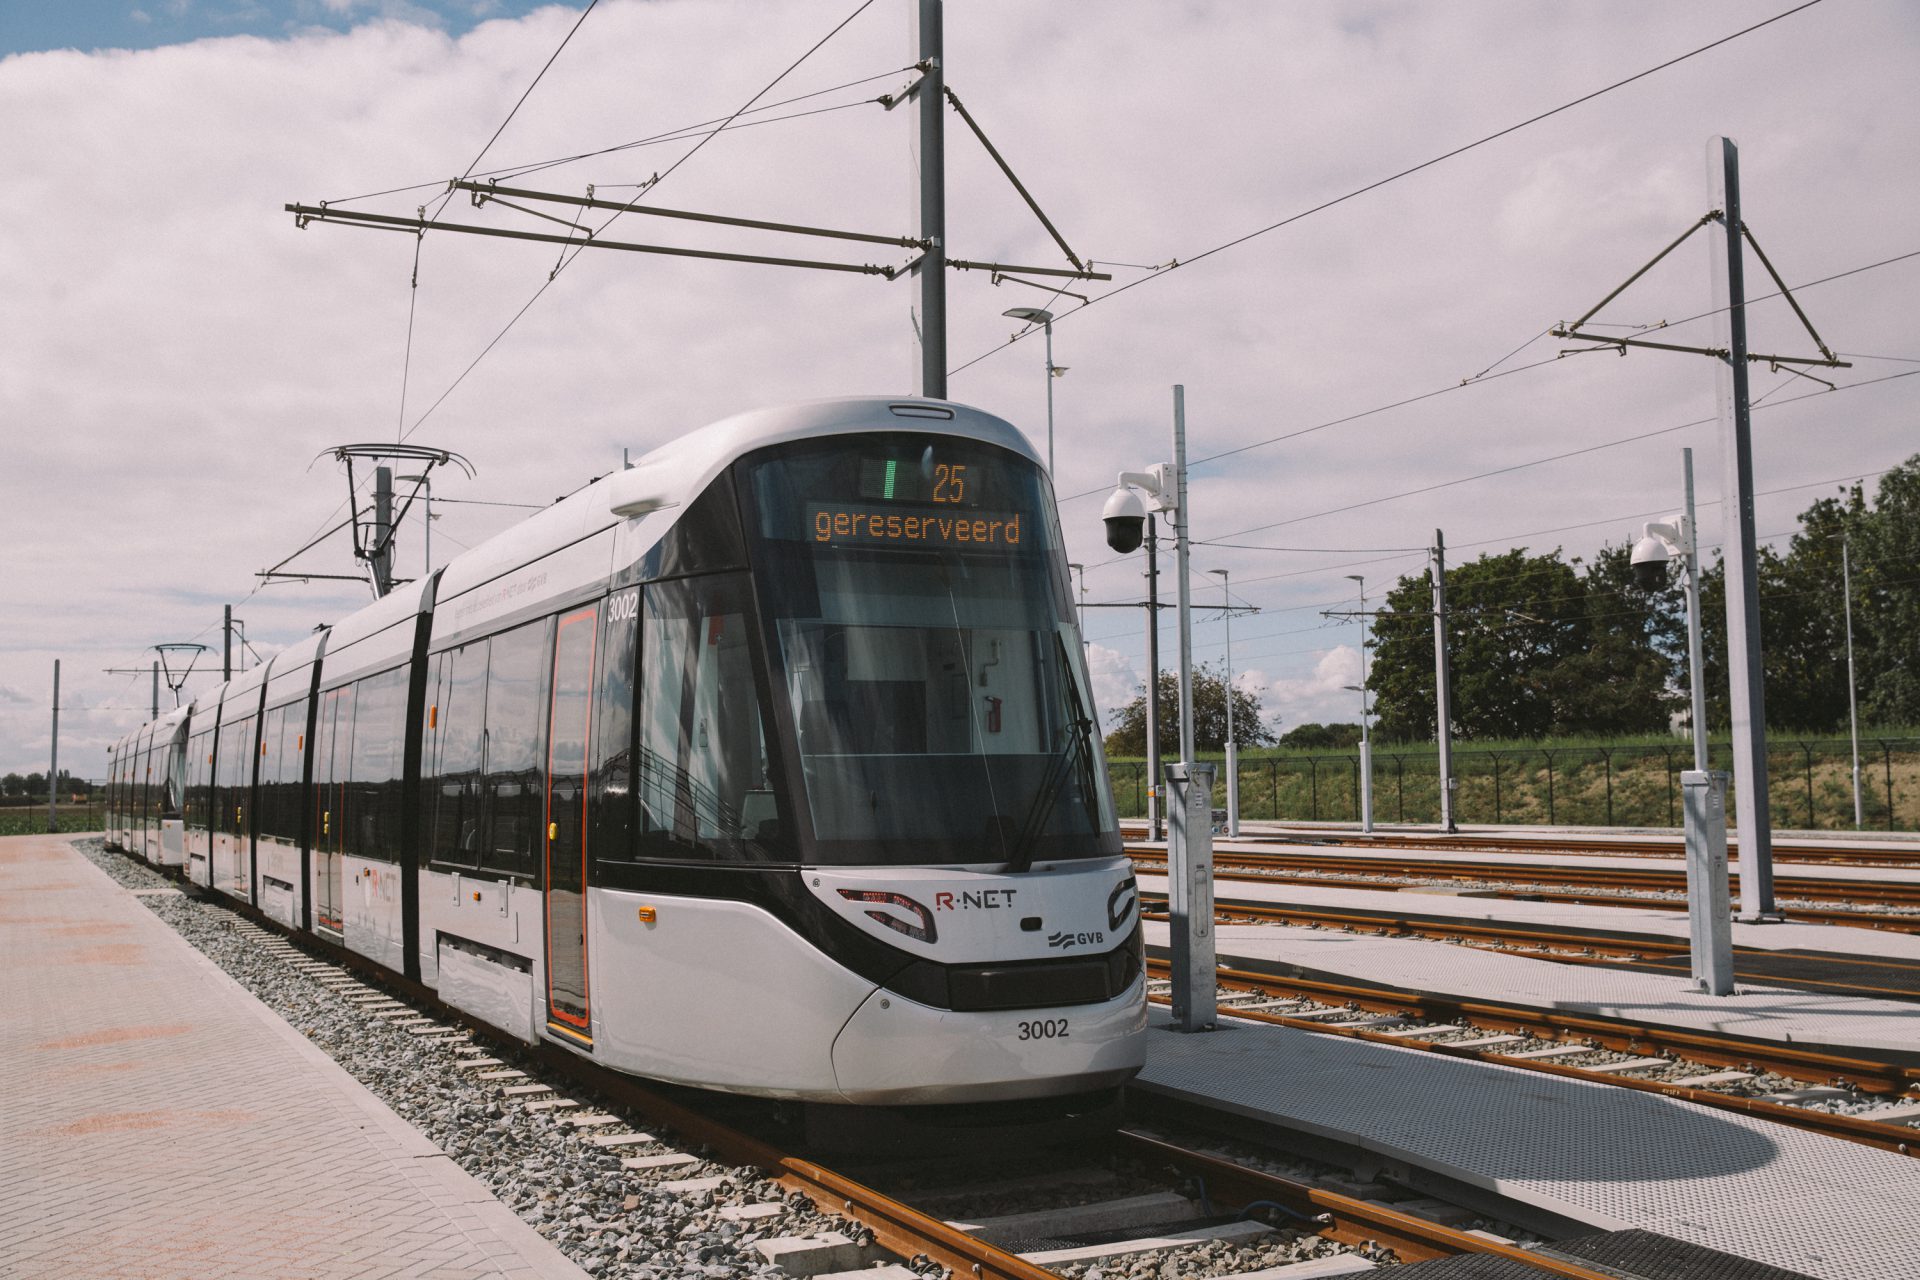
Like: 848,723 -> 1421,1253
1140,958 -> 1920,1156
108,843 -> 1644,1279
1128,846 -> 1920,917
1122,823 -> 1920,868
1164,891 -> 1920,1002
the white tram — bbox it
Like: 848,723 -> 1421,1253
105,398 -> 1146,1105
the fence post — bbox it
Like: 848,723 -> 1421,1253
1543,749 -> 1556,825
1602,747 -> 1615,826
1309,759 -> 1319,821
1350,756 -> 1360,821
1662,747 -> 1675,828
1269,759 -> 1278,821
1492,752 -> 1503,824
1395,755 -> 1405,823
1800,742 -> 1815,831
1884,741 -> 1895,832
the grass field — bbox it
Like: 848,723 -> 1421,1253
0,806 -> 103,836
1107,729 -> 1920,832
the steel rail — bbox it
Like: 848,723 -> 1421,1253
1113,1130 -> 1626,1277
1127,846 -> 1920,908
1294,831 -> 1920,868
1145,957 -> 1920,1100
1128,853 -> 1920,935
1140,894 -> 1920,1002
1122,823 -> 1920,867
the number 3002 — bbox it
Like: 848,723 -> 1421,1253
1017,1018 -> 1069,1040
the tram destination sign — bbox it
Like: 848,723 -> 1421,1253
807,502 -> 1025,550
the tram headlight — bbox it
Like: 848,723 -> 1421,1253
1102,486 -> 1147,554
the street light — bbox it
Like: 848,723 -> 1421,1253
1627,447 -> 1732,995
1002,307 -> 1065,476
1345,573 -> 1374,834
1104,386 -> 1212,1033
1208,569 -> 1238,837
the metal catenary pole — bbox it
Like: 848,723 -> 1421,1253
1214,569 -> 1239,837
1043,317 -> 1055,475
371,465 -> 396,597
1844,535 -> 1862,827
1145,516 -> 1162,841
1351,574 -> 1374,833
1683,449 -> 1709,772
47,659 -> 60,833
1165,384 -> 1215,1032
1431,530 -> 1456,831
223,604 -> 233,682
917,0 -> 946,399
1709,136 -> 1774,917
150,660 -> 159,722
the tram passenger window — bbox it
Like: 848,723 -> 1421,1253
427,642 -> 490,871
588,590 -> 638,875
479,620 -> 548,882
635,573 -> 789,862
184,729 -> 213,832
265,702 -> 301,843
345,667 -> 408,863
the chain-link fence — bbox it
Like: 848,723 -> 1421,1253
0,794 -> 106,836
1107,737 -> 1920,832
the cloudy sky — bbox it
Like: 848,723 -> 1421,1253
2,0 -> 1916,779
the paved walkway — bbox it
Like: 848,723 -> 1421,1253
0,834 -> 587,1280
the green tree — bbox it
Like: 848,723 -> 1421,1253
0,773 -> 22,797
1370,545 -> 1677,742
23,772 -> 45,797
1278,722 -> 1363,750
1103,661 -> 1276,756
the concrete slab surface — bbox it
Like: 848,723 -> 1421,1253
1136,1007 -> 1920,1280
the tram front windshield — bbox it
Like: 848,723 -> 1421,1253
741,434 -> 1119,867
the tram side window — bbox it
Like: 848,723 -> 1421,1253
165,731 -> 187,820
589,589 -> 638,877
185,729 -> 215,831
479,620 -> 548,882
635,574 -> 789,862
217,716 -> 254,835
256,705 -> 284,841
427,642 -> 489,871
345,667 -> 409,863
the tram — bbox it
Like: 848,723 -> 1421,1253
105,397 -> 1146,1106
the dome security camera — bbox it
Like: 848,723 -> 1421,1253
1630,533 -> 1672,591
1102,486 -> 1147,554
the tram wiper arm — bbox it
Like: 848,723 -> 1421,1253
1002,636 -> 1097,875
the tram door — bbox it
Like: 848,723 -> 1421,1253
311,687 -> 352,936
544,604 -> 597,1040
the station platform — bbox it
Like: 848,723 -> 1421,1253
0,833 -> 587,1280
1133,1006 -> 1920,1280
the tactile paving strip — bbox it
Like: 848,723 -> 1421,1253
1136,1010 -> 1920,1280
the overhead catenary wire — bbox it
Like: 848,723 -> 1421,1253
397,0 -> 878,447
947,0 -> 1828,382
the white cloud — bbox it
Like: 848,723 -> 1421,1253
1,1 -> 1916,776
1246,646 -> 1367,734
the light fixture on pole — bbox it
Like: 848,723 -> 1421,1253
1345,573 -> 1374,834
1002,307 -> 1064,475
1102,385 -> 1213,1033
1627,447 -> 1732,995
1208,569 -> 1239,838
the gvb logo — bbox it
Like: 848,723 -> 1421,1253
1047,930 -> 1104,950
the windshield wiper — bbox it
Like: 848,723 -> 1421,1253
1003,633 -> 1098,874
